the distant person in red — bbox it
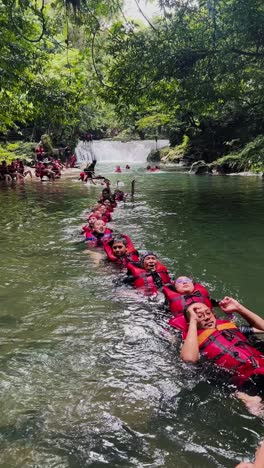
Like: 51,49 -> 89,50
115,165 -> 122,173
51,159 -> 61,178
70,154 -> 77,168
16,160 -> 32,180
114,189 -> 125,202
36,161 -> 55,181
7,161 -> 17,180
36,144 -> 44,161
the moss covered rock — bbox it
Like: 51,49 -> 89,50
190,160 -> 212,174
213,135 -> 264,173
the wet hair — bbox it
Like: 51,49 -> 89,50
183,308 -> 190,322
110,235 -> 127,247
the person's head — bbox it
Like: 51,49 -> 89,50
93,210 -> 102,219
99,205 -> 107,214
88,214 -> 98,227
102,188 -> 110,199
185,303 -> 216,329
141,252 -> 158,272
93,219 -> 106,234
103,199 -> 112,209
111,236 -> 128,257
175,276 -> 194,294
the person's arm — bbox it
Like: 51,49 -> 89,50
219,297 -> 264,332
180,312 -> 200,363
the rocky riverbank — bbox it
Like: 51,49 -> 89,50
148,135 -> 264,175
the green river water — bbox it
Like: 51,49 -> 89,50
0,166 -> 263,467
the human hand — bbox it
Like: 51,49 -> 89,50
219,296 -> 240,313
189,309 -> 198,323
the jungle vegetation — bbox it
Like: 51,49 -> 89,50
0,0 -> 263,170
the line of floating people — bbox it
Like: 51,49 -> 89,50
80,181 -> 264,419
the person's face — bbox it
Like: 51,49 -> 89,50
175,276 -> 194,294
104,200 -> 111,208
94,220 -> 106,234
143,255 -> 157,272
188,303 -> 216,329
88,215 -> 97,227
93,210 -> 102,218
112,242 -> 127,257
99,206 -> 107,214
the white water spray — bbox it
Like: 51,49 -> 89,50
75,139 -> 169,164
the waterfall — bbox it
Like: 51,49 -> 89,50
75,139 -> 169,164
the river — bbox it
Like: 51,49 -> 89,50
0,166 -> 263,467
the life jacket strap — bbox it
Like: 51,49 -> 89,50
198,322 -> 237,346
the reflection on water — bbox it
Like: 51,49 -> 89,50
0,169 -> 263,467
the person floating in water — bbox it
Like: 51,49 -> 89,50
84,219 -> 113,249
123,252 -> 172,296
163,276 -> 214,317
175,298 -> 264,415
104,234 -> 139,267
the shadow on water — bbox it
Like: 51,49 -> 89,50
0,172 -> 263,467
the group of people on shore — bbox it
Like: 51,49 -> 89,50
0,159 -> 32,182
35,157 -> 65,181
80,182 -> 264,425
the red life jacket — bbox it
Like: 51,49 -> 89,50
127,262 -> 171,296
82,225 -> 92,235
169,317 -> 264,388
163,283 -> 212,316
85,228 -> 113,248
103,234 -> 139,266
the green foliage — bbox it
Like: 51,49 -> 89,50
0,142 -> 36,163
41,134 -> 54,154
100,0 -> 264,162
136,114 -> 170,131
211,154 -> 242,173
213,136 -> 264,173
0,0 -> 263,171
238,136 -> 264,172
113,128 -> 141,141
148,135 -> 191,163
